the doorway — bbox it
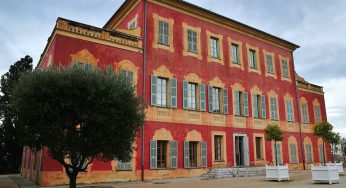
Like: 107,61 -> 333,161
233,133 -> 249,167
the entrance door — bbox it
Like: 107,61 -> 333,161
233,133 -> 249,167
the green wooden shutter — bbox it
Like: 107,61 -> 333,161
183,80 -> 188,109
200,84 -> 206,112
151,76 -> 157,106
223,89 -> 228,114
243,92 -> 249,116
170,140 -> 178,169
253,95 -> 258,118
234,91 -> 240,115
208,86 -> 213,112
150,140 -> 157,169
261,95 -> 266,119
319,144 -> 324,162
184,141 -> 190,168
201,141 -> 207,167
170,78 -> 177,108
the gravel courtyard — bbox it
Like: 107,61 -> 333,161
102,170 -> 346,188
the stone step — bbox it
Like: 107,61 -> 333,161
202,167 -> 266,179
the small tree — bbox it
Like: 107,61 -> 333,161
328,132 -> 340,162
11,64 -> 144,188
313,121 -> 333,165
264,124 -> 283,166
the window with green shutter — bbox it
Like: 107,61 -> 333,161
243,92 -> 249,116
150,140 -> 157,169
201,141 -> 207,167
200,84 -> 206,112
270,97 -> 278,120
275,143 -> 282,165
170,78 -> 177,108
170,140 -> 178,168
286,100 -> 294,122
261,95 -> 266,118
223,89 -> 228,114
306,144 -> 313,164
253,94 -> 259,118
117,160 -> 132,171
235,91 -> 249,116
319,144 -> 324,162
234,91 -> 241,116
184,141 -> 190,168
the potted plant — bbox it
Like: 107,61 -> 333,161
327,132 -> 344,175
311,122 -> 340,184
264,124 -> 289,181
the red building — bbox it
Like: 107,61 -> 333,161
21,0 -> 330,186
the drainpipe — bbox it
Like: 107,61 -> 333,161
291,51 -> 305,170
141,0 -> 147,182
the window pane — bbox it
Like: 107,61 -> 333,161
212,87 -> 220,112
210,38 -> 219,58
214,136 -> 222,161
232,44 -> 239,64
266,55 -> 273,73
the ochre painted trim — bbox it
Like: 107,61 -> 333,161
297,87 -> 324,95
263,49 -> 277,79
55,30 -> 142,53
211,131 -> 227,168
152,13 -> 175,52
115,59 -> 140,86
253,133 -> 266,165
206,30 -> 224,65
279,55 -> 292,83
246,43 -> 261,75
228,37 -> 244,70
182,22 -> 202,60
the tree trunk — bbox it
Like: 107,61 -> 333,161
69,171 -> 78,188
274,140 -> 278,166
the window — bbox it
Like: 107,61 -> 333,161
187,29 -> 197,53
255,137 -> 263,160
189,142 -> 198,167
232,43 -> 239,64
274,143 -> 282,165
187,83 -> 197,110
183,81 -> 206,112
270,97 -> 278,120
282,60 -> 289,78
157,141 -> 168,168
305,144 -> 313,164
319,144 -> 324,162
253,94 -> 266,119
249,49 -> 257,69
210,37 -> 219,59
120,70 -> 134,84
234,91 -> 249,116
158,20 -> 169,46
208,86 -> 228,114
285,99 -> 294,122
290,144 -> 298,164
129,21 -> 136,29
157,78 -> 167,107
214,136 -> 222,161
266,55 -> 274,73
151,76 -> 177,108
184,141 -> 207,168
314,105 -> 321,123
212,87 -> 220,113
301,103 -> 309,124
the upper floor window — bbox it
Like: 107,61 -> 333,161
301,103 -> 309,124
210,37 -> 219,59
282,60 -> 289,78
232,43 -> 240,64
187,82 -> 197,110
187,29 -> 198,53
269,97 -> 279,120
285,99 -> 294,122
158,20 -> 169,46
151,75 -> 177,108
253,94 -> 266,119
209,86 -> 228,114
266,55 -> 274,74
314,105 -> 321,123
234,91 -> 249,116
249,49 -> 257,69
128,21 -> 136,29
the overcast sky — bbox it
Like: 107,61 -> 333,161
1,0 -> 345,138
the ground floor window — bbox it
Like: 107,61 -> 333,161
184,141 -> 207,168
214,135 -> 222,161
255,137 -> 263,160
289,143 -> 298,164
150,140 -> 178,169
274,143 -> 282,165
305,144 -> 313,164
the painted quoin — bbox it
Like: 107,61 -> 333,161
21,0 -> 330,186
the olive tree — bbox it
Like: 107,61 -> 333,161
11,64 -> 144,188
264,124 -> 283,166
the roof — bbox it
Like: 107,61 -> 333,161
104,0 -> 299,51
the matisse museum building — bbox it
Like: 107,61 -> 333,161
20,0 -> 330,186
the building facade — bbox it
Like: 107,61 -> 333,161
21,0 -> 331,186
